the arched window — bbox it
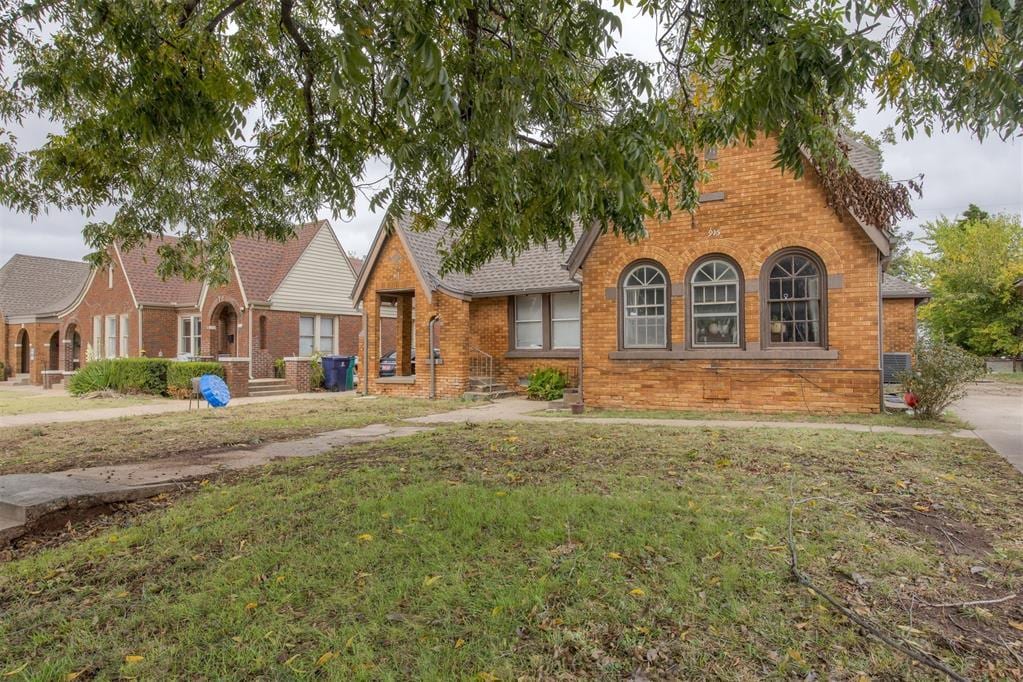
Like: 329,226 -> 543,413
762,249 -> 827,347
620,262 -> 669,349
688,256 -> 742,348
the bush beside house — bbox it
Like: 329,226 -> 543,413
526,367 -> 568,401
897,339 -> 985,419
68,358 -> 225,398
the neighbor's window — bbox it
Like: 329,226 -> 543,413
621,263 -> 668,348
514,294 -> 543,349
105,316 -> 118,358
119,313 -> 130,357
179,315 -> 201,356
763,248 -> 826,346
92,316 -> 102,358
689,258 -> 741,347
551,291 -> 580,349
300,315 -> 334,356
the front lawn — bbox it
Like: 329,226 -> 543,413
2,423 -> 1020,679
0,388 -> 166,416
537,405 -> 971,431
985,372 -> 1023,385
0,397 -> 461,475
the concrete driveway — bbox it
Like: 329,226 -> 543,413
953,381 -> 1023,472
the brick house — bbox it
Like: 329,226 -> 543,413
880,274 -> 931,382
54,220 -> 362,393
0,255 -> 90,385
355,135 -> 923,413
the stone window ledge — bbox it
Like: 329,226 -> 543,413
609,348 -> 839,361
505,349 -> 580,360
377,375 -> 416,384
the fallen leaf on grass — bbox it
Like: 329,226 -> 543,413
786,648 -> 803,663
1009,621 -> 1023,632
315,652 -> 337,666
3,663 -> 28,677
244,602 -> 258,611
455,639 -> 465,649
606,552 -> 623,560
65,672 -> 83,681
124,655 -> 144,664
423,575 -> 441,587
629,588 -> 646,597
356,533 -> 373,542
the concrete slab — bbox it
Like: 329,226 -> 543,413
952,382 -> 1023,472
0,422 -> 432,545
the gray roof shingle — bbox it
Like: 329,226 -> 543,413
882,273 -> 931,300
0,254 -> 91,319
841,132 -> 883,180
392,214 -> 581,297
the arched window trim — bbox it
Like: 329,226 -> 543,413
760,247 -> 828,349
618,259 -> 671,350
684,254 -> 745,350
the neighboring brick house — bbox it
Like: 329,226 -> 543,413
0,255 -> 90,385
54,220 -> 362,391
880,274 -> 931,382
356,135 -> 920,413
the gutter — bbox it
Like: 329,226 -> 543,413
428,314 -> 440,399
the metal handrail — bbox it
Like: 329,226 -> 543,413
468,346 -> 493,387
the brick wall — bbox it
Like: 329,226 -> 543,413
220,358 -> 250,398
140,307 -> 182,359
883,298 -> 918,357
469,296 -> 579,392
579,136 -> 883,414
5,321 -> 60,384
201,272 -> 248,360
284,356 -> 313,393
339,314 -> 362,355
60,254 -> 141,364
357,233 -> 471,398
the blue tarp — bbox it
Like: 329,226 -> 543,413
199,374 -> 231,407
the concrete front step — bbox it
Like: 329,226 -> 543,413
462,389 -> 518,401
247,378 -> 296,397
248,388 -> 298,397
3,374 -> 32,386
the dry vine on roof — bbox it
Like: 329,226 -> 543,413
816,144 -> 921,232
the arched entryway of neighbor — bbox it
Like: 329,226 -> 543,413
48,331 -> 60,370
16,329 -> 29,374
65,324 -> 82,371
211,302 -> 239,357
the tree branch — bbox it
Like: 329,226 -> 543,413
279,0 -> 317,152
205,0 -> 248,33
515,133 -> 553,149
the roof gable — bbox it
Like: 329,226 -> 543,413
269,223 -> 360,314
229,220 -> 325,303
116,237 -> 203,307
352,213 -> 582,303
0,254 -> 91,319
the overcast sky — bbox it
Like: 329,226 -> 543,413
1,9 -> 1020,265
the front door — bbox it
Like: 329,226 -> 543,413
17,330 -> 29,374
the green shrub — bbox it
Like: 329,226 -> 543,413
273,358 -> 286,379
309,352 -> 325,390
68,358 -> 170,396
167,362 -> 225,399
897,338 -> 985,418
526,367 -> 568,401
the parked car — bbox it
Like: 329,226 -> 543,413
378,349 -> 440,377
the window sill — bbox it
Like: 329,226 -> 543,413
377,375 -> 416,384
505,349 -> 580,359
609,348 -> 839,361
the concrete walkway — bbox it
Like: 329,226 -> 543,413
407,397 -> 980,439
0,390 -> 363,429
0,422 -> 429,543
952,381 -> 1023,472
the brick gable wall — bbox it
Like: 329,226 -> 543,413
579,137 -> 883,414
882,298 -> 918,357
358,233 -> 471,398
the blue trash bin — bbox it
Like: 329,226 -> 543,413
321,355 -> 343,391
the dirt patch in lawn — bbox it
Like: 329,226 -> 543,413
870,500 -> 993,557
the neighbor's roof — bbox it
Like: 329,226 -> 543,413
229,220 -> 326,303
882,274 -> 931,300
0,254 -> 91,320
354,213 -> 582,302
116,236 -> 204,307
841,132 -> 883,180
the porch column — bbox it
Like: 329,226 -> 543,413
395,294 -> 414,376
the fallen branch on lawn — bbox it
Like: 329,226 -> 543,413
922,594 -> 1018,609
787,493 -> 970,682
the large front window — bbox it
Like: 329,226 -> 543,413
105,316 -> 118,358
764,249 -> 825,346
622,264 -> 668,348
690,258 -> 741,347
300,315 -> 335,356
179,315 -> 201,356
511,292 -> 580,351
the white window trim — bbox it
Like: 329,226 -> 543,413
105,315 -> 118,359
119,313 -> 130,357
514,294 -> 543,350
622,265 -> 668,349
178,314 -> 201,357
300,314 -> 337,356
92,316 -> 102,359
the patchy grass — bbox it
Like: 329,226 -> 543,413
535,405 -> 971,431
0,397 -> 460,475
985,373 -> 1023,385
0,388 -> 165,416
2,423 -> 1021,679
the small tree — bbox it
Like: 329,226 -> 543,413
897,339 -> 985,419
